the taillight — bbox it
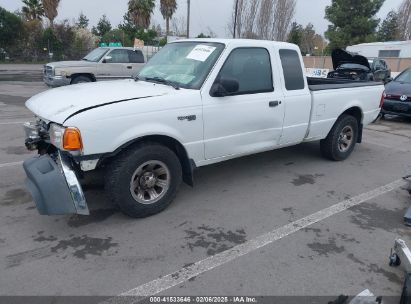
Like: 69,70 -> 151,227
379,91 -> 385,108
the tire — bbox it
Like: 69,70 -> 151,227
105,143 -> 182,218
71,75 -> 92,84
320,114 -> 359,161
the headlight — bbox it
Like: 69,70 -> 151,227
49,123 -> 65,149
54,70 -> 67,77
49,124 -> 83,151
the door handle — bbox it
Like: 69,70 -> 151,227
127,66 -> 132,69
269,101 -> 281,107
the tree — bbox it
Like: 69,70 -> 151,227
287,22 -> 303,46
272,0 -> 296,41
101,29 -> 132,46
171,16 -> 187,36
0,7 -> 24,51
325,0 -> 385,50
287,22 -> 326,55
119,13 -> 139,42
300,23 -> 316,55
41,0 -> 60,27
92,15 -> 112,37
229,0 -> 296,41
21,19 -> 44,61
21,0 -> 44,21
398,0 -> 411,40
197,33 -> 211,38
128,0 -> 155,29
377,11 -> 399,41
76,12 -> 89,29
73,27 -> 98,56
160,0 -> 177,36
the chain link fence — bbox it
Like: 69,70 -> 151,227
0,43 -> 161,64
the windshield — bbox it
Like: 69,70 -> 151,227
83,48 -> 109,62
395,68 -> 411,83
138,42 -> 225,89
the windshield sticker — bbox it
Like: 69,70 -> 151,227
186,45 -> 217,62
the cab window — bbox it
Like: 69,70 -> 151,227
106,49 -> 130,63
216,48 -> 273,95
279,49 -> 305,91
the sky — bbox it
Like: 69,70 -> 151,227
0,0 -> 404,38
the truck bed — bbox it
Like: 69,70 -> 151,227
305,78 -> 384,142
307,77 -> 382,91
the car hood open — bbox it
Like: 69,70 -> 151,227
26,79 -> 176,124
332,49 -> 371,70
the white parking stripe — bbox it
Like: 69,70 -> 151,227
103,178 -> 406,303
0,121 -> 26,125
0,161 -> 23,169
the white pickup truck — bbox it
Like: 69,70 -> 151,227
23,39 -> 384,218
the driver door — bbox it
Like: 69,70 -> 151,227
97,49 -> 132,80
202,47 -> 285,160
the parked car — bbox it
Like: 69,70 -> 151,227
43,47 -> 145,87
368,58 -> 391,83
327,49 -> 391,82
23,39 -> 384,218
381,67 -> 411,118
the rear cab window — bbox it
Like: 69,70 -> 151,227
129,50 -> 145,63
279,49 -> 305,91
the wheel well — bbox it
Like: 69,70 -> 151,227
101,135 -> 195,187
70,73 -> 96,83
341,107 -> 363,143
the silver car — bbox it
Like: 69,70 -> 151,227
43,47 -> 146,87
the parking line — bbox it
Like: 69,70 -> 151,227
0,121 -> 27,125
0,161 -> 23,169
103,178 -> 406,303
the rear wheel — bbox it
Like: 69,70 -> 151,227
105,143 -> 182,218
71,75 -> 92,84
320,115 -> 359,161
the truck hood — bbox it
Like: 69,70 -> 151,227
26,80 -> 175,124
47,60 -> 96,68
332,49 -> 371,70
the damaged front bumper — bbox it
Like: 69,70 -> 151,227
23,152 -> 89,215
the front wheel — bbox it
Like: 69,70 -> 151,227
71,75 -> 92,84
320,115 -> 359,161
105,143 -> 182,218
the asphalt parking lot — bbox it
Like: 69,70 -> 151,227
0,70 -> 411,301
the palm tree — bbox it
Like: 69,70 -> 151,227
160,0 -> 177,36
42,0 -> 60,27
128,0 -> 156,29
22,0 -> 44,21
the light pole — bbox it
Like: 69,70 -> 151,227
233,0 -> 239,38
187,0 -> 191,38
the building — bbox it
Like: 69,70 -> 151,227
346,41 -> 411,59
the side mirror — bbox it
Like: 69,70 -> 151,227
210,78 -> 239,97
103,56 -> 112,63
